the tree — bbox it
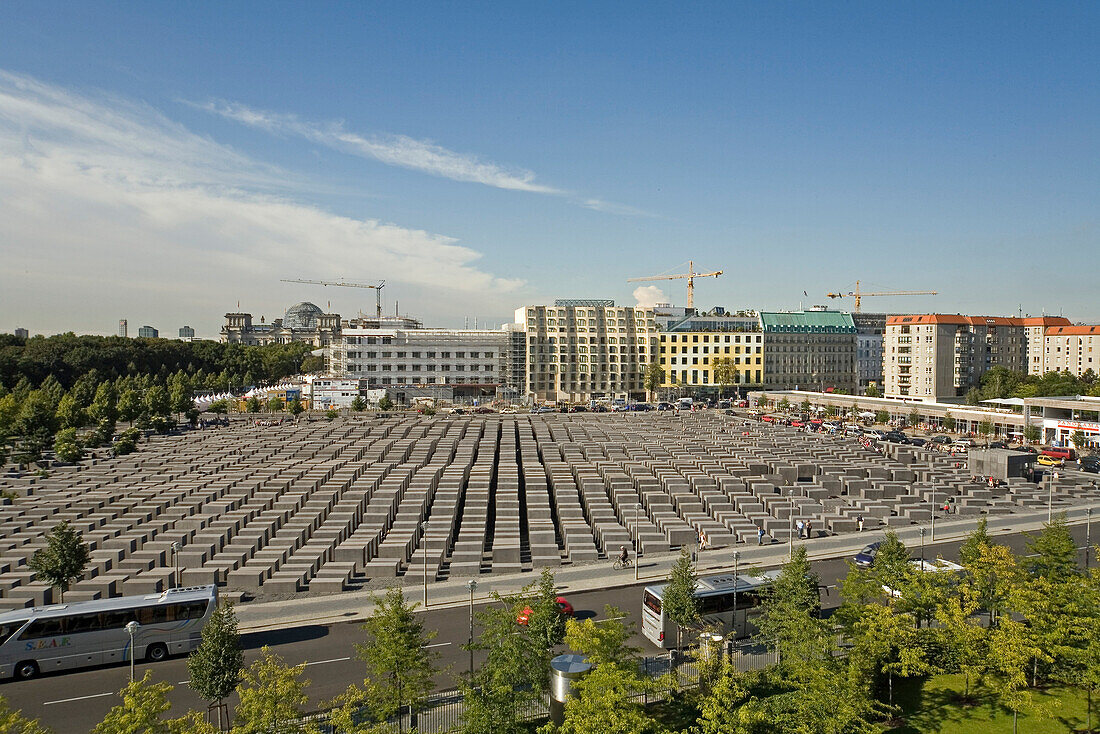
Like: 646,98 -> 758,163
978,420 -> 994,447
563,604 -> 639,668
53,427 -> 83,463
865,383 -> 880,398
232,647 -> 316,734
187,602 -> 243,731
777,397 -> 791,414
755,546 -> 829,674
527,569 -> 567,652
28,520 -> 90,602
875,410 -> 890,425
117,388 -> 142,426
982,618 -> 1049,733
711,358 -> 739,398
847,601 -> 930,708
0,696 -> 51,734
349,396 -> 367,412
286,397 -> 304,418
245,396 -> 262,414
553,658 -> 657,734
1072,429 -> 1089,452
328,587 -> 437,732
169,383 -> 192,421
643,361 -> 664,401
208,399 -> 229,421
376,396 -> 393,412
145,385 -> 170,419
1025,513 -> 1078,582
92,670 -> 215,734
908,408 -> 921,429
1024,424 -> 1041,443
662,547 -> 699,654
14,390 -> 58,465
266,396 -> 284,413
325,408 -> 339,421
872,531 -> 911,594
959,517 -> 993,567
55,392 -> 86,430
965,387 -> 982,405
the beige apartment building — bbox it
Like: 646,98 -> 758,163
658,330 -> 764,392
1023,316 -> 1072,374
516,300 -> 660,403
1043,325 -> 1100,377
884,314 -> 1029,402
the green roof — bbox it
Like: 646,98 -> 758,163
759,311 -> 856,333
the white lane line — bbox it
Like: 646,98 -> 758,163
424,642 -> 451,649
44,691 -> 115,706
303,656 -> 352,667
177,680 -> 190,685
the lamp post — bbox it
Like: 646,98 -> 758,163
1048,472 -> 1060,523
635,503 -> 641,582
421,522 -> 429,608
930,488 -> 936,542
919,527 -> 926,566
1087,507 -> 1093,571
733,550 -> 741,636
466,579 -> 477,675
126,621 -> 140,682
171,541 -> 180,589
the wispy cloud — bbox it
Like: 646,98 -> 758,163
582,198 -> 658,218
198,100 -> 563,194
0,70 -> 526,336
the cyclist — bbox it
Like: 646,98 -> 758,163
617,545 -> 630,567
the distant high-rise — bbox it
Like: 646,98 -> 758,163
179,325 -> 196,341
138,325 -> 159,338
118,319 -> 128,338
14,327 -> 28,340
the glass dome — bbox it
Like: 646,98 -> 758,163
284,301 -> 323,330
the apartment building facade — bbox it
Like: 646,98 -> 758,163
516,300 -> 660,403
1023,316 -> 1072,374
1043,325 -> 1100,378
760,310 -> 857,392
852,312 -> 887,392
884,314 -> 1028,401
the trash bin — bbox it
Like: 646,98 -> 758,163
549,654 -> 592,725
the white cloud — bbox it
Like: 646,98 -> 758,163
0,70 -> 526,336
198,100 -> 563,194
582,198 -> 656,218
633,286 -> 668,307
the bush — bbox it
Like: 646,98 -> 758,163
325,409 -> 339,421
53,428 -> 83,463
378,396 -> 394,411
113,437 -> 137,456
149,415 -> 172,434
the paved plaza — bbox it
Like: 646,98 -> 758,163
0,413 -> 1095,611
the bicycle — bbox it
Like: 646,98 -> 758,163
613,557 -> 633,570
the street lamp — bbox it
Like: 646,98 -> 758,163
171,541 -> 180,589
466,579 -> 477,675
929,488 -> 936,542
1048,472 -> 1060,523
421,522 -> 429,608
126,621 -> 140,682
919,527 -> 926,566
733,550 -> 741,636
1087,507 -> 1093,571
635,503 -> 642,582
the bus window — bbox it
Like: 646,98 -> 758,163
698,593 -> 736,615
66,614 -> 104,634
174,602 -> 208,621
19,617 -> 65,640
101,610 -> 135,630
137,606 -> 169,625
0,624 -> 22,646
643,591 -> 662,615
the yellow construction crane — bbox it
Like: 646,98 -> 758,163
627,260 -> 722,310
281,278 -> 386,318
825,280 -> 937,313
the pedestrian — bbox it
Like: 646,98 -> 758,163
796,519 -> 805,539
857,514 -> 865,532
805,520 -> 812,538
757,526 -> 765,545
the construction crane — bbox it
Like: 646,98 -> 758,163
627,260 -> 722,310
825,280 -> 937,313
281,278 -> 386,318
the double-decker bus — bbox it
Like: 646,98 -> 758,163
641,572 -> 778,649
0,585 -> 217,680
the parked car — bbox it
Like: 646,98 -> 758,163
884,431 -> 911,444
930,435 -> 952,445
909,437 -> 928,447
656,402 -> 674,411
1036,454 -> 1065,468
634,403 -> 655,412
717,400 -> 732,410
517,596 -> 575,625
533,406 -> 555,414
854,541 -> 883,569
1012,445 -> 1038,454
1080,456 -> 1100,474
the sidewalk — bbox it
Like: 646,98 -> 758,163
235,499 -> 1100,632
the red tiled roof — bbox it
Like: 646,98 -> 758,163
1046,325 -> 1100,336
886,314 -> 1024,327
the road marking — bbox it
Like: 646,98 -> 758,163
177,680 -> 190,685
424,642 -> 452,649
44,691 -> 115,706
303,656 -> 352,667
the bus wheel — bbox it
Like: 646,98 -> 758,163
14,661 -> 38,680
145,643 -> 169,663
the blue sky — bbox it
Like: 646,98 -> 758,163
1,2 -> 1097,337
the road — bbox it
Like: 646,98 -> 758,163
3,525 -> 1093,732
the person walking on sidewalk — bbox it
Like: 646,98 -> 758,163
804,520 -> 813,539
857,514 -> 865,532
758,526 -> 765,545
796,519 -> 805,539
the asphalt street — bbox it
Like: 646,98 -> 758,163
4,524 -> 1094,732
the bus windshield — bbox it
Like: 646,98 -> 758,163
643,590 -> 661,615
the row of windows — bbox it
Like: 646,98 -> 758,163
664,346 -> 762,355
14,602 -> 209,640
661,356 -> 762,366
345,350 -> 494,358
348,364 -> 495,372
661,334 -> 762,343
361,377 -> 493,385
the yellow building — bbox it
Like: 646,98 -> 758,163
658,331 -> 764,391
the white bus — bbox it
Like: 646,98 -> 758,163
641,572 -> 778,649
0,585 -> 217,680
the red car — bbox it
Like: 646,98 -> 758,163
517,597 -> 575,625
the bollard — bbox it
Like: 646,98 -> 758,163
549,654 -> 592,725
